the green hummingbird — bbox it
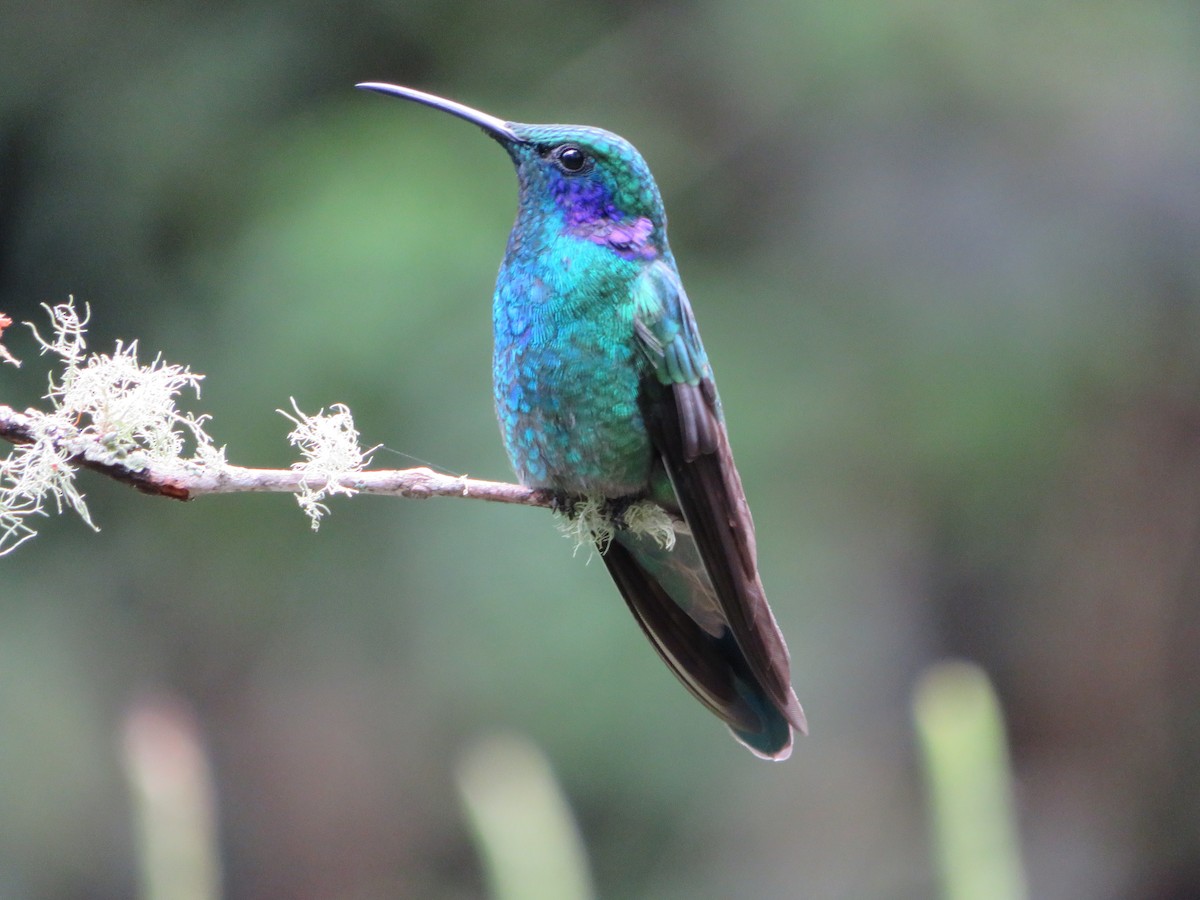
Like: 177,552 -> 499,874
359,83 -> 807,759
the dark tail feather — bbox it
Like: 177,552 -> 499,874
601,532 -> 795,760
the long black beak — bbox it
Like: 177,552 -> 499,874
355,83 -> 522,143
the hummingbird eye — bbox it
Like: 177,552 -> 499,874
552,144 -> 591,175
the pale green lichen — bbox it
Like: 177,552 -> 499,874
0,298 -> 224,555
27,300 -> 220,466
558,496 -> 612,555
279,398 -> 376,531
620,501 -> 676,551
556,496 -> 677,559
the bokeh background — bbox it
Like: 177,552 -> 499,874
3,1 -> 1200,897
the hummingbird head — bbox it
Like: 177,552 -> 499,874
357,83 -> 667,261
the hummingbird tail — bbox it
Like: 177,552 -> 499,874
601,530 -> 797,760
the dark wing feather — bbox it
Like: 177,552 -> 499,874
600,537 -> 760,733
601,531 -> 796,758
631,261 -> 807,735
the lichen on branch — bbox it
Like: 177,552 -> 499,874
1,299 -> 226,554
0,299 -> 678,556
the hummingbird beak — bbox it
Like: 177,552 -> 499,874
355,83 -> 523,144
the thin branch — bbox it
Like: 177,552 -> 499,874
0,403 -> 554,510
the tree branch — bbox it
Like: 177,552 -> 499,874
0,403 -> 554,510
0,297 -> 682,555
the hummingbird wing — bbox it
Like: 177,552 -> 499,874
600,261 -> 807,758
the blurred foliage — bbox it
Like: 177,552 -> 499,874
3,0 -> 1200,897
456,733 -> 594,900
915,662 -> 1027,900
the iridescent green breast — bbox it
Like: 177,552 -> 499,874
492,235 -> 653,496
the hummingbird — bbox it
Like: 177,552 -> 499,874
358,83 -> 807,759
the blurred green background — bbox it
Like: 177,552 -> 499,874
3,1 -> 1200,897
